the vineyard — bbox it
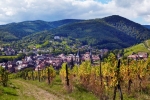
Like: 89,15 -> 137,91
1,53 -> 150,100
59,53 -> 150,100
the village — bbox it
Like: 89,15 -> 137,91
0,46 -> 109,73
0,45 -> 149,73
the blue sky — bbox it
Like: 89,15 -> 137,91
0,0 -> 150,25
97,0 -> 111,4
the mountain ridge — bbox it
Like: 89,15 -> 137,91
0,19 -> 83,40
1,15 -> 150,50
27,15 -> 150,49
102,15 -> 150,42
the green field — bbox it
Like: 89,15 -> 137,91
123,39 -> 150,57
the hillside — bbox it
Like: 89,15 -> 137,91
0,19 -> 82,41
49,19 -> 138,49
102,15 -> 150,42
0,31 -> 17,41
19,15 -> 150,50
123,39 -> 150,56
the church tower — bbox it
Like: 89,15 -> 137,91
76,49 -> 81,65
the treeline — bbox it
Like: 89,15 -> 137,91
0,53 -> 26,63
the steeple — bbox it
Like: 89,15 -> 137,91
76,49 -> 81,65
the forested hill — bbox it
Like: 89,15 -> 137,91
102,15 -> 150,42
49,19 -> 137,49
21,15 -> 150,50
1,15 -> 150,50
0,19 -> 83,41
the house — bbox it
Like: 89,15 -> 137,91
128,52 -> 148,60
54,36 -> 60,40
0,63 -> 7,69
35,62 -> 46,71
92,55 -> 100,62
0,47 -> 4,51
51,57 -> 63,69
128,54 -> 139,60
17,62 -> 28,71
66,54 -> 75,62
4,48 -> 16,55
58,54 -> 66,60
6,61 -> 18,73
138,52 -> 148,60
83,52 -> 91,61
25,56 -> 33,62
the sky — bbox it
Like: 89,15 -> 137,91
0,0 -> 150,25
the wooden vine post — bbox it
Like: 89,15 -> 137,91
113,59 -> 123,100
99,55 -> 103,87
127,58 -> 132,94
99,54 -> 103,100
47,67 -> 50,84
66,64 -> 69,86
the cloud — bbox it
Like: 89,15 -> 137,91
114,0 -> 142,8
113,0 -> 150,24
0,0 -> 150,24
144,15 -> 150,24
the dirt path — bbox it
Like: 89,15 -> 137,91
13,80 -> 62,100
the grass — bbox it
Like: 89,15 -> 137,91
123,39 -> 150,57
1,74 -> 150,100
2,72 -> 150,100
124,43 -> 150,56
0,82 -> 18,100
0,56 -> 18,59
